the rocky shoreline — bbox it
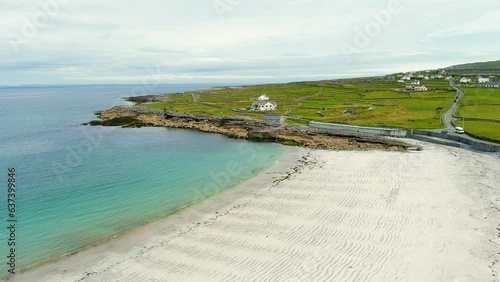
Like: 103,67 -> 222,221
86,106 -> 420,151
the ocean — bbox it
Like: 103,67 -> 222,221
0,85 -> 284,275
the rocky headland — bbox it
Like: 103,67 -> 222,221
86,105 -> 420,151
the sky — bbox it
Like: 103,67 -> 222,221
1,0 -> 499,85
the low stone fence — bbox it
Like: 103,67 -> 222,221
453,116 -> 500,124
409,134 -> 464,149
411,130 -> 500,152
309,121 -> 409,138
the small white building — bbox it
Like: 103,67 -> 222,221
460,77 -> 472,83
405,85 -> 428,92
258,94 -> 270,101
478,76 -> 490,83
252,101 -> 277,111
397,79 -> 406,84
414,85 -> 428,92
411,80 -> 421,85
402,75 -> 412,81
264,114 -> 284,124
424,76 -> 430,80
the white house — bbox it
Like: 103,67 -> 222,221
397,79 -> 406,84
414,85 -> 428,92
258,94 -> 270,101
460,77 -> 472,83
402,75 -> 412,80
252,101 -> 277,111
411,80 -> 421,85
478,76 -> 490,83
405,85 -> 428,92
424,76 -> 430,80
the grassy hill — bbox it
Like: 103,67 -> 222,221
445,60 -> 500,75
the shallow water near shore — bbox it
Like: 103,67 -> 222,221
0,85 -> 284,276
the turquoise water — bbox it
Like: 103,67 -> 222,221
0,85 -> 284,275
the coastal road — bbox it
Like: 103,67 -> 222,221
443,81 -> 465,131
424,81 -> 499,150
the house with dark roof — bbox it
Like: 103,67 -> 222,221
264,114 -> 284,124
486,81 -> 500,88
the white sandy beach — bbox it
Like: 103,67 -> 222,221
10,142 -> 500,282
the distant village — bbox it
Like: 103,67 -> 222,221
389,69 -> 500,89
247,69 -> 499,113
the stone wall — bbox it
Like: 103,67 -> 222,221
412,130 -> 500,152
309,121 -> 409,138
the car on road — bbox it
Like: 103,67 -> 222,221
455,127 -> 465,134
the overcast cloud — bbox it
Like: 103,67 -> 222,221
1,0 -> 499,85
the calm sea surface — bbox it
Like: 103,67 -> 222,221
0,85 -> 284,275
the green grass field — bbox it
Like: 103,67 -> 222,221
460,121 -> 500,142
145,77 -> 455,129
456,88 -> 500,120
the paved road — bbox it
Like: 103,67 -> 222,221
426,81 -> 499,149
443,81 -> 465,131
430,80 -> 464,135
